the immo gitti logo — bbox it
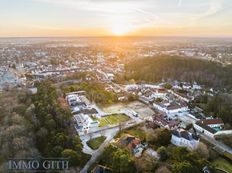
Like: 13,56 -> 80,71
7,158 -> 69,172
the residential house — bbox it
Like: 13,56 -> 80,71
171,129 -> 200,150
153,113 -> 179,129
120,134 -> 146,157
74,113 -> 99,133
153,101 -> 188,114
193,118 -> 224,138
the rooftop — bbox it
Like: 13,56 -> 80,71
172,129 -> 199,141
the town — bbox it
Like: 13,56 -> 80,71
0,37 -> 232,173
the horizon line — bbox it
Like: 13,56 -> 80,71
1,35 -> 232,39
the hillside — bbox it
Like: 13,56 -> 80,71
124,56 -> 232,90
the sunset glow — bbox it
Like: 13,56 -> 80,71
110,18 -> 133,36
0,0 -> 232,37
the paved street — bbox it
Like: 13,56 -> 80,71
80,128 -> 118,173
80,118 -> 144,173
199,133 -> 232,154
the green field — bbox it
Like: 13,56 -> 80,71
124,125 -> 146,139
87,136 -> 106,150
98,114 -> 130,127
213,158 -> 232,173
115,124 -> 146,140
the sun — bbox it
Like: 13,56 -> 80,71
111,24 -> 131,36
111,22 -> 131,36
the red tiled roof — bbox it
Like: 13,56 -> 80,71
202,118 -> 224,125
157,88 -> 167,93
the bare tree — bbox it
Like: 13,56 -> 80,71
156,166 -> 172,173
195,142 -> 209,159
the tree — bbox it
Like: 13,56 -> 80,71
112,149 -> 136,173
51,145 -> 63,157
173,161 -> 196,173
53,133 -> 68,146
185,123 -> 193,130
157,146 -> 168,161
171,147 -> 189,162
128,94 -> 138,101
61,149 -> 80,166
163,83 -> 172,89
156,166 -> 171,173
72,136 -> 83,151
195,142 -> 209,159
148,128 -> 171,146
129,79 -> 136,84
100,145 -> 136,173
155,98 -> 163,103
124,56 -> 232,90
157,129 -> 171,146
135,155 -> 158,173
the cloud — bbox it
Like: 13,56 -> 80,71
201,0 -> 223,17
178,0 -> 183,7
33,0 -> 160,27
32,0 -> 228,28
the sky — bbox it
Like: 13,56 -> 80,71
0,0 -> 232,37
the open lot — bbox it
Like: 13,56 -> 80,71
127,101 -> 155,119
102,101 -> 155,119
98,114 -> 130,127
115,123 -> 147,140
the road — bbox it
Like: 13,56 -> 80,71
53,79 -> 81,87
199,133 -> 232,154
80,118 -> 144,173
80,128 -> 118,173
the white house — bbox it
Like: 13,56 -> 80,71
153,101 -> 188,114
193,118 -> 224,138
125,84 -> 139,92
153,89 -> 167,99
66,94 -> 82,107
202,118 -> 224,129
106,73 -> 114,81
171,129 -> 199,150
74,114 -> 99,133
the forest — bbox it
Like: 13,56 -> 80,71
97,139 -> 215,173
62,82 -> 118,105
123,56 -> 232,90
192,94 -> 232,128
0,81 -> 90,172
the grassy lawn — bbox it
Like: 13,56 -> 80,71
98,114 -> 130,127
87,136 -> 106,150
124,125 -> 146,139
115,124 -> 146,140
213,158 -> 232,173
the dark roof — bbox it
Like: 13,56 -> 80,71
70,102 -> 86,107
77,108 -> 98,115
154,114 -> 179,128
120,135 -> 135,146
192,134 -> 199,140
167,103 -> 180,110
172,130 -> 181,137
172,130 -> 199,141
93,165 -> 112,173
180,131 -> 191,140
